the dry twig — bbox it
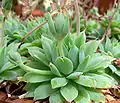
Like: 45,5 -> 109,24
74,0 -> 80,35
18,20 -> 48,48
100,1 -> 120,43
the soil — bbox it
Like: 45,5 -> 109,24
0,81 -> 119,103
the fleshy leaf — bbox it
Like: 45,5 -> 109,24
75,75 -> 96,87
25,83 -> 40,98
49,91 -> 64,103
84,40 -> 100,56
79,45 -> 85,63
28,47 -> 49,66
0,71 -> 17,80
68,45 -> 79,69
51,77 -> 68,89
76,56 -> 90,72
67,72 -> 83,79
41,36 -> 53,61
49,62 -> 61,77
24,72 -> 52,83
75,86 -> 90,103
86,87 -> 105,102
34,83 -> 54,100
87,74 -> 116,88
75,30 -> 86,48
60,84 -> 78,102
55,57 -> 73,75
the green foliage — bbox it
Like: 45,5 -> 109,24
2,0 -> 13,16
45,12 -> 70,41
1,8 -> 120,103
99,37 -> 120,82
4,17 -> 51,44
0,44 -> 25,80
9,31 -> 117,103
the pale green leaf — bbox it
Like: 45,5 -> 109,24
28,47 -> 49,66
68,45 -> 79,69
55,57 -> 73,75
75,75 -> 96,87
41,36 -> 53,61
49,62 -> 61,77
60,84 -> 78,102
51,77 -> 68,89
75,86 -> 90,103
49,91 -> 64,103
34,83 -> 54,100
84,40 -> 100,56
67,72 -> 83,79
24,72 -> 52,83
86,87 -> 105,102
75,31 -> 86,48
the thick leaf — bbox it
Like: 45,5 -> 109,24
105,36 -> 112,52
113,45 -> 120,58
84,40 -> 100,56
49,91 -> 64,103
2,0 -> 12,10
34,83 -> 54,100
83,55 -> 112,73
76,56 -> 89,72
0,62 -> 16,73
75,31 -> 86,48
79,45 -> 85,63
67,72 -> 83,79
115,70 -> 120,77
55,57 -> 73,75
51,42 -> 59,63
54,12 -> 65,33
24,72 -> 52,83
28,47 -> 49,66
25,83 -> 40,98
86,87 -> 105,102
49,62 -> 61,76
0,48 -> 6,68
68,45 -> 79,69
109,65 -> 117,73
27,61 -> 49,70
0,71 -> 17,80
75,75 -> 96,87
51,77 -> 68,89
87,74 -> 115,88
64,34 -> 74,50
75,86 -> 90,103
41,36 -> 53,61
9,51 -> 22,64
60,84 -> 78,102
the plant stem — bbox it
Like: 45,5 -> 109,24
58,40 -> 64,57
19,63 -> 53,75
100,0 -> 120,43
18,20 -> 48,48
0,16 -> 5,47
75,0 -> 80,35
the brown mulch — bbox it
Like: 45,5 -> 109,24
0,91 -> 34,103
0,81 -> 120,103
108,100 -> 120,103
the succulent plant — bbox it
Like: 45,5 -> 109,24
45,12 -> 70,41
99,36 -> 120,83
9,32 -> 117,103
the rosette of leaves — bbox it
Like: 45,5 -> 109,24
100,9 -> 120,40
9,31 -> 117,103
2,0 -> 13,17
99,36 -> 120,83
4,17 -> 51,44
0,42 -> 25,80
